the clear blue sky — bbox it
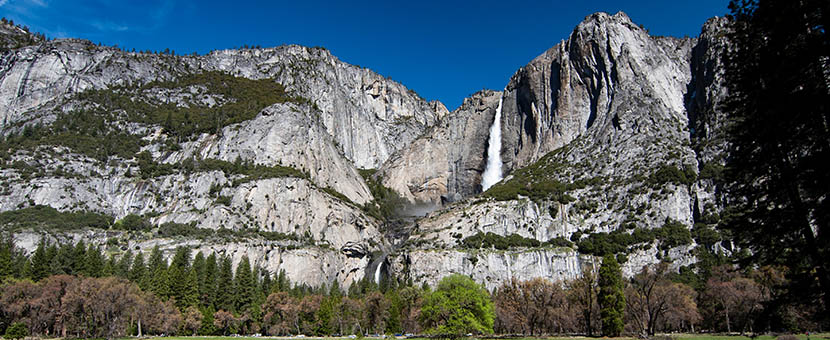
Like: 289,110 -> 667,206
1,0 -> 730,109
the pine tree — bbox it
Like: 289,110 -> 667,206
115,250 -> 132,278
148,245 -> 166,273
83,245 -> 104,277
0,235 -> 15,278
150,265 -> 170,299
598,254 -> 625,337
192,252 -> 206,289
202,253 -> 218,308
29,240 -> 49,281
275,269 -> 291,293
234,256 -> 255,313
103,253 -> 116,277
56,243 -> 74,275
216,256 -> 234,312
48,252 -> 64,276
130,252 -> 147,288
182,267 -> 199,307
72,240 -> 87,274
169,247 -> 192,308
44,243 -> 58,274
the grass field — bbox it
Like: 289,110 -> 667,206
146,334 -> 830,340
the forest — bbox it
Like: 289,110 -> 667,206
0,236 -> 820,339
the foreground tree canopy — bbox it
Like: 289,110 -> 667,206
723,0 -> 830,317
419,274 -> 495,337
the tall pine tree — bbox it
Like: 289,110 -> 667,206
598,254 -> 624,337
216,256 -> 235,312
234,256 -> 255,313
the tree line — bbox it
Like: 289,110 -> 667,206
1,235 -> 821,339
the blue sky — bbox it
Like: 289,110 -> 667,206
1,0 -> 730,109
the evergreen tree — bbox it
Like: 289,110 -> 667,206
150,264 -> 170,298
71,240 -> 86,274
0,235 -> 15,278
44,243 -> 58,274
199,306 -> 217,335
56,243 -> 74,275
48,252 -> 65,276
115,250 -> 132,278
192,251 -> 206,296
216,256 -> 235,312
182,266 -> 200,308
147,245 -> 167,273
147,246 -> 169,298
54,243 -> 74,275
598,254 -> 625,337
234,256 -> 255,313
385,289 -> 402,333
723,0 -> 830,314
83,245 -> 104,277
275,268 -> 291,293
28,240 -> 49,281
168,247 -> 192,308
103,253 -> 116,277
202,253 -> 218,308
129,252 -> 147,288
260,268 -> 273,299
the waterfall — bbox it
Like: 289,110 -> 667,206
374,261 -> 383,284
481,96 -> 504,191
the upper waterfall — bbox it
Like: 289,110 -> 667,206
481,96 -> 504,191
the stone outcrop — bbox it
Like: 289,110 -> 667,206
379,90 -> 501,204
0,13 -> 733,289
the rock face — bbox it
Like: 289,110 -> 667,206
379,90 -> 501,204
0,13 -> 733,289
0,41 -> 445,169
384,12 -> 731,288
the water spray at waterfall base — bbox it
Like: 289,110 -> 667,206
481,96 -> 504,191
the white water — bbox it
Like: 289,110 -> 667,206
374,261 -> 382,284
481,96 -> 504,191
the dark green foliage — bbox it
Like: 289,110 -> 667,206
576,219 -> 692,256
647,164 -> 697,187
483,148 -> 581,204
77,71 -> 305,139
168,246 -> 192,308
234,256 -> 255,313
129,252 -> 147,288
3,322 -> 28,340
358,168 -> 406,221
115,250 -> 132,278
136,153 -> 307,181
83,245 -> 105,277
0,111 -> 144,162
156,221 -> 299,243
28,240 -> 49,281
461,232 -> 540,250
460,232 -> 571,250
202,253 -> 218,308
698,162 -> 724,181
655,218 -> 693,250
114,214 -> 152,231
724,0 -> 830,314
216,256 -> 235,311
0,205 -> 112,232
598,255 -> 625,337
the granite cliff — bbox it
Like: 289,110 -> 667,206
0,12 -> 732,290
